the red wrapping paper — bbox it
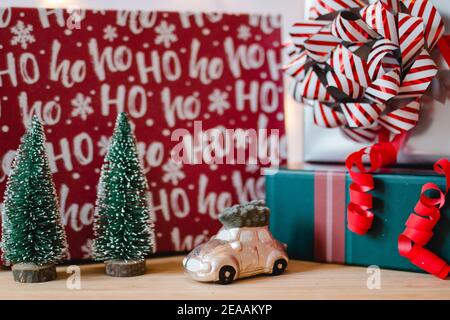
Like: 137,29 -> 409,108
0,8 -> 286,262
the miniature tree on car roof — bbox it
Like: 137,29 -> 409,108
218,200 -> 270,229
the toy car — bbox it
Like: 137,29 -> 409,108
183,200 -> 288,284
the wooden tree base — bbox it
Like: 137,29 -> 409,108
105,260 -> 146,277
12,263 -> 57,283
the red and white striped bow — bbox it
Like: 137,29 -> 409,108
285,0 -> 444,143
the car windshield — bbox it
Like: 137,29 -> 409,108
215,229 -> 233,241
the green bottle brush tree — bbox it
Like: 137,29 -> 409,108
93,112 -> 154,277
1,116 -> 68,283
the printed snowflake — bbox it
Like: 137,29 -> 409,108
154,20 -> 177,48
162,158 -> 185,186
71,93 -> 94,121
10,20 -> 35,49
97,135 -> 111,156
237,25 -> 252,41
81,239 -> 93,260
103,25 -> 118,42
208,89 -> 230,115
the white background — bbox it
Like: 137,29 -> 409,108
1,0 -> 307,164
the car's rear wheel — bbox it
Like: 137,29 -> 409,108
218,266 -> 236,285
272,258 -> 287,275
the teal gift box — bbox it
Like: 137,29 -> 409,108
266,164 -> 450,273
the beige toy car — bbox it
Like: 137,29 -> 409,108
183,200 -> 288,284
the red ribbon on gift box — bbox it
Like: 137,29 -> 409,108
346,138 -> 450,279
398,159 -> 450,279
346,130 -> 404,235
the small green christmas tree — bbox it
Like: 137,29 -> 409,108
0,211 -> 11,267
1,116 -> 67,281
93,112 -> 153,276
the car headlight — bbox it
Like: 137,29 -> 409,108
185,257 -> 212,273
200,261 -> 212,273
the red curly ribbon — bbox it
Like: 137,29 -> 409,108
398,159 -> 450,279
347,145 -> 450,279
345,131 -> 404,235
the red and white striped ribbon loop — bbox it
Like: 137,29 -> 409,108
285,0 -> 444,148
327,44 -> 371,88
326,70 -> 364,100
300,69 -> 336,102
364,68 -> 401,104
304,26 -> 341,62
367,39 -> 399,80
331,11 -> 379,43
403,0 -> 444,50
308,0 -> 365,20
341,127 -> 379,143
284,50 -> 308,81
361,1 -> 399,45
340,102 -> 386,128
380,0 -> 400,14
289,21 -> 329,48
346,43 -> 365,52
379,99 -> 420,134
397,50 -> 438,99
313,101 -> 347,128
289,80 -> 306,104
284,42 -> 301,59
398,13 -> 425,68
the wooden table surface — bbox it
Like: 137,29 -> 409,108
0,256 -> 449,300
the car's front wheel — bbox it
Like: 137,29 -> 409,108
272,258 -> 288,276
218,266 -> 236,285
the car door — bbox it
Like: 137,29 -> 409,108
238,229 -> 259,273
256,228 -> 273,267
